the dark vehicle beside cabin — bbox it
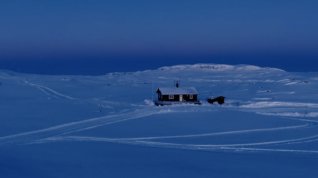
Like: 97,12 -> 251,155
207,96 -> 225,105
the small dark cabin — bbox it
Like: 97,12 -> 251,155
155,87 -> 200,106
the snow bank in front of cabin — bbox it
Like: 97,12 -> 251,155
240,101 -> 318,109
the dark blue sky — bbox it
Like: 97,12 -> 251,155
0,0 -> 317,74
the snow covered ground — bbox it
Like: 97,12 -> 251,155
0,64 -> 318,178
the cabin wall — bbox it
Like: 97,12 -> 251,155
159,94 -> 198,102
183,95 -> 198,102
161,95 -> 180,101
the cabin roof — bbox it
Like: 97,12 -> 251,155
157,87 -> 198,95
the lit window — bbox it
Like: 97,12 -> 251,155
189,95 -> 193,99
169,95 -> 174,99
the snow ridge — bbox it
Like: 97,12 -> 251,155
158,64 -> 285,72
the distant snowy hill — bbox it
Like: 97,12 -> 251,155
158,63 -> 285,72
0,64 -> 318,178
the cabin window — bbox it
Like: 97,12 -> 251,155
189,95 -> 193,99
169,95 -> 174,100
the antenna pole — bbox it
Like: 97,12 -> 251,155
175,80 -> 180,88
151,81 -> 154,101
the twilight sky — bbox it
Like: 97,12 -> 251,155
0,0 -> 317,73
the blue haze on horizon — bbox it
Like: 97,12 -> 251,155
0,0 -> 317,74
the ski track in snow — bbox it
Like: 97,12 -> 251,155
0,108 -> 169,145
80,124 -> 310,141
36,134 -> 318,155
31,122 -> 318,155
1,104 -> 318,155
35,124 -> 315,146
23,80 -> 76,100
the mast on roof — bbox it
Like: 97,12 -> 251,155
175,80 -> 180,88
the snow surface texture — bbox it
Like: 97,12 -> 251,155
0,64 -> 318,178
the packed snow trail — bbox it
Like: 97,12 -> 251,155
35,135 -> 318,154
35,124 -> 314,146
65,124 -> 310,141
23,80 -> 76,100
30,123 -> 318,155
0,108 -> 168,146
